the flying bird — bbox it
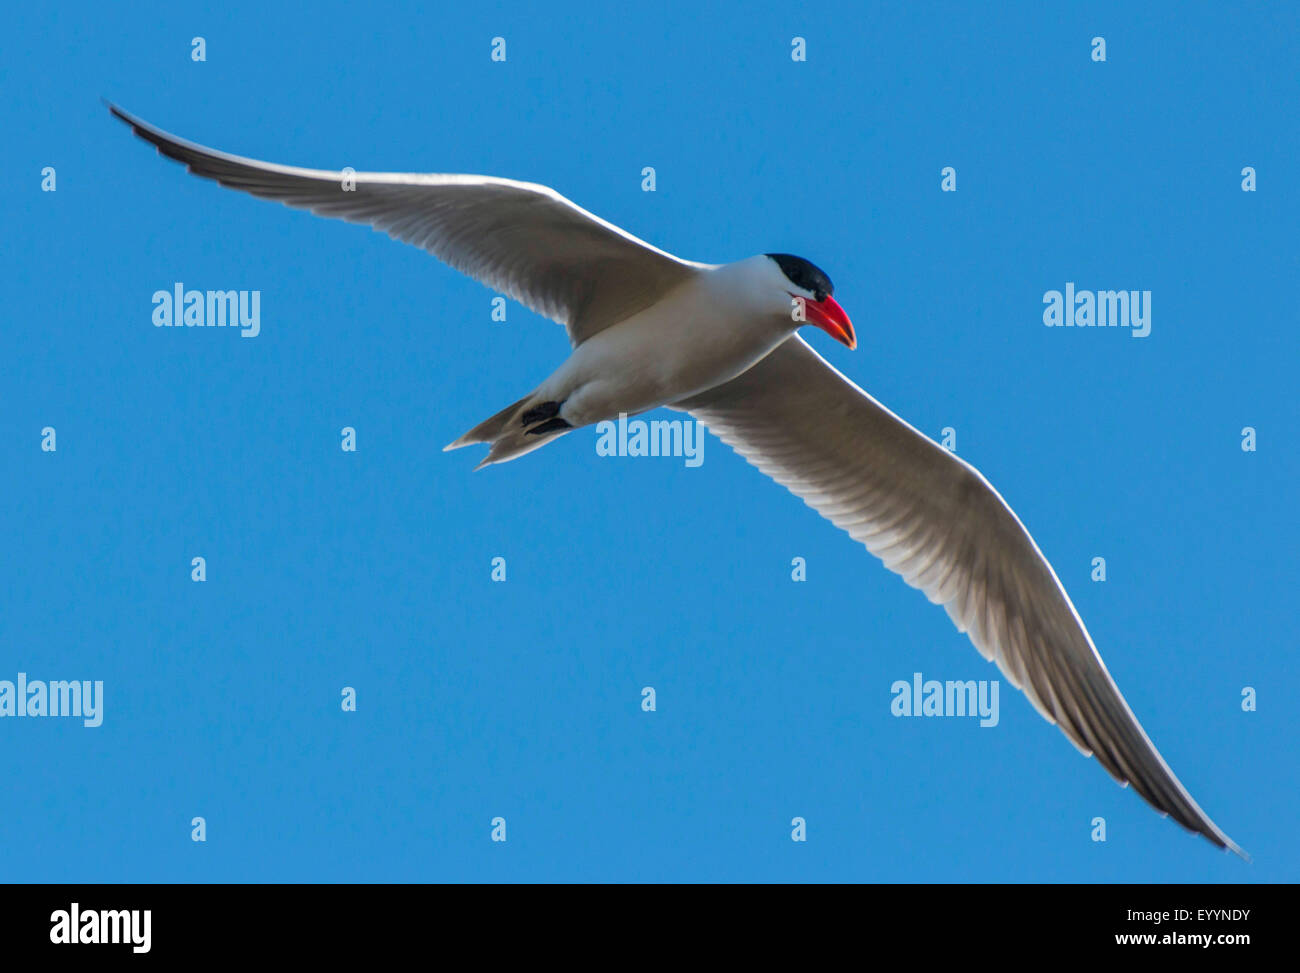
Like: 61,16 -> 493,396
108,103 -> 1244,858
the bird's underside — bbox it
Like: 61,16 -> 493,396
107,102 -> 1244,857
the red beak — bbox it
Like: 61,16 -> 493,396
803,295 -> 856,350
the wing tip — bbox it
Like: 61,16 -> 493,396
1212,828 -> 1250,862
104,100 -> 169,156
1167,798 -> 1248,861
103,98 -> 135,128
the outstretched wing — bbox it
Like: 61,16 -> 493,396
678,335 -> 1242,856
108,103 -> 706,345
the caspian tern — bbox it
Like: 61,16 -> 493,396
108,103 -> 1244,858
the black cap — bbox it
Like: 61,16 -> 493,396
765,253 -> 833,302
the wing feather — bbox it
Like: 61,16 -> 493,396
107,103 -> 705,344
678,336 -> 1243,855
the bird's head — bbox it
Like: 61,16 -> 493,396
765,253 -> 855,350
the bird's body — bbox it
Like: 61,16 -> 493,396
569,257 -> 803,419
454,257 -> 806,465
108,103 -> 1244,858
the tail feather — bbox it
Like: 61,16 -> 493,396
443,395 -> 529,452
447,393 -> 573,469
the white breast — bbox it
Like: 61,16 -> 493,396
545,260 -> 794,425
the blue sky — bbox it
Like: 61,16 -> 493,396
2,0 -> 1296,882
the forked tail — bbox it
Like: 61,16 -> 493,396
444,393 -> 573,469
